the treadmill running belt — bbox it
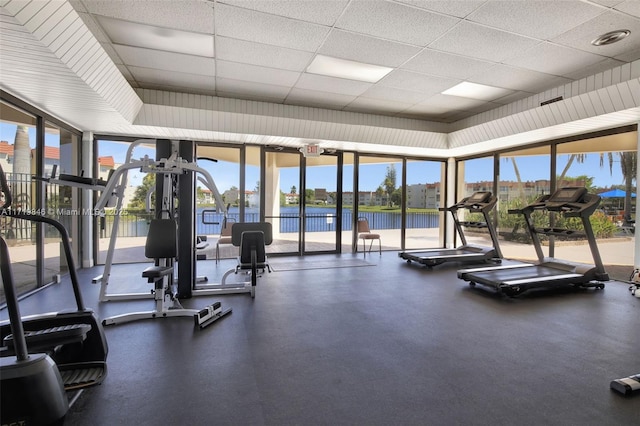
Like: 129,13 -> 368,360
467,265 -> 569,283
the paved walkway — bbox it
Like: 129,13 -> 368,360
4,229 -> 636,266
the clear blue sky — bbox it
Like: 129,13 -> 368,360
0,123 -> 630,192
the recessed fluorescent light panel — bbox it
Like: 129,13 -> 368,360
97,16 -> 214,57
306,55 -> 393,83
442,82 -> 513,101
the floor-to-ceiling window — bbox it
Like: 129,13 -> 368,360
404,159 -> 444,250
195,144 -> 241,261
1,102 -> 38,302
95,139 -> 155,265
263,149 -> 301,255
498,146 -> 551,262
44,121 -> 79,280
456,156 -> 495,249
556,131 -> 637,269
357,155 -> 403,251
1,97 -> 80,303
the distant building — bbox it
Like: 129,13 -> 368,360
314,188 -> 327,201
284,193 -> 299,204
98,156 -> 115,180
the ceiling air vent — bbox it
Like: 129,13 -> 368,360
540,96 -> 563,107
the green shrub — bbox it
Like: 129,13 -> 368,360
497,198 -> 618,242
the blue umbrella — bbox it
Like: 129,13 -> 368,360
599,189 -> 636,198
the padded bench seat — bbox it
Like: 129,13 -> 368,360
142,265 -> 173,281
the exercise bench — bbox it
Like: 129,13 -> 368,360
102,219 -> 231,329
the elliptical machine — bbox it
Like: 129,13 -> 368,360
0,165 -> 68,425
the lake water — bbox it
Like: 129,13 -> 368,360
105,206 -> 440,238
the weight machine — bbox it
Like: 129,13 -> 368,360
93,139 -> 234,327
94,140 -> 267,304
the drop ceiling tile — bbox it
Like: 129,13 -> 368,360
215,3 -> 329,52
345,97 -> 414,114
217,60 -> 300,87
396,0 -> 485,18
504,42 -> 608,76
401,49 -> 494,79
295,73 -> 372,96
336,0 -> 459,46
551,11 -> 640,57
416,94 -> 487,110
142,82 -> 216,97
83,0 -> 215,33
378,69 -> 461,94
402,100 -> 459,115
216,77 -> 290,102
469,102 -> 503,115
285,88 -> 356,109
492,91 -> 532,105
360,85 -> 429,104
469,64 -> 571,92
129,66 -> 215,91
218,0 -> 348,26
429,21 -> 540,62
97,16 -> 214,57
440,110 -> 476,122
615,47 -> 640,62
216,36 -> 313,72
614,1 -> 640,18
114,44 -> 215,76
562,57 -> 626,80
467,1 -> 604,40
592,0 -> 625,7
319,29 -> 421,67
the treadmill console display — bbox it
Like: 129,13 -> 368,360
467,191 -> 491,203
548,187 -> 587,203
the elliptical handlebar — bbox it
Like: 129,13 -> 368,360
0,163 -> 11,209
0,164 -> 86,311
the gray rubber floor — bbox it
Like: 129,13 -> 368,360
3,252 -> 639,425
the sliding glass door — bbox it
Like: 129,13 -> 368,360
303,153 -> 341,254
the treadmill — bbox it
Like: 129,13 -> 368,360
399,191 -> 503,268
458,187 -> 609,296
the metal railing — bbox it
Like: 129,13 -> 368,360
1,172 -> 68,241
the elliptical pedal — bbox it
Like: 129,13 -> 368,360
58,362 -> 108,390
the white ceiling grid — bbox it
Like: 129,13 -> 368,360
1,0 -> 640,157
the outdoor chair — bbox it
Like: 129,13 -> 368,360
357,217 -> 381,256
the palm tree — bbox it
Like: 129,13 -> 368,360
503,157 -> 525,199
601,151 -> 637,221
557,154 -> 586,186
